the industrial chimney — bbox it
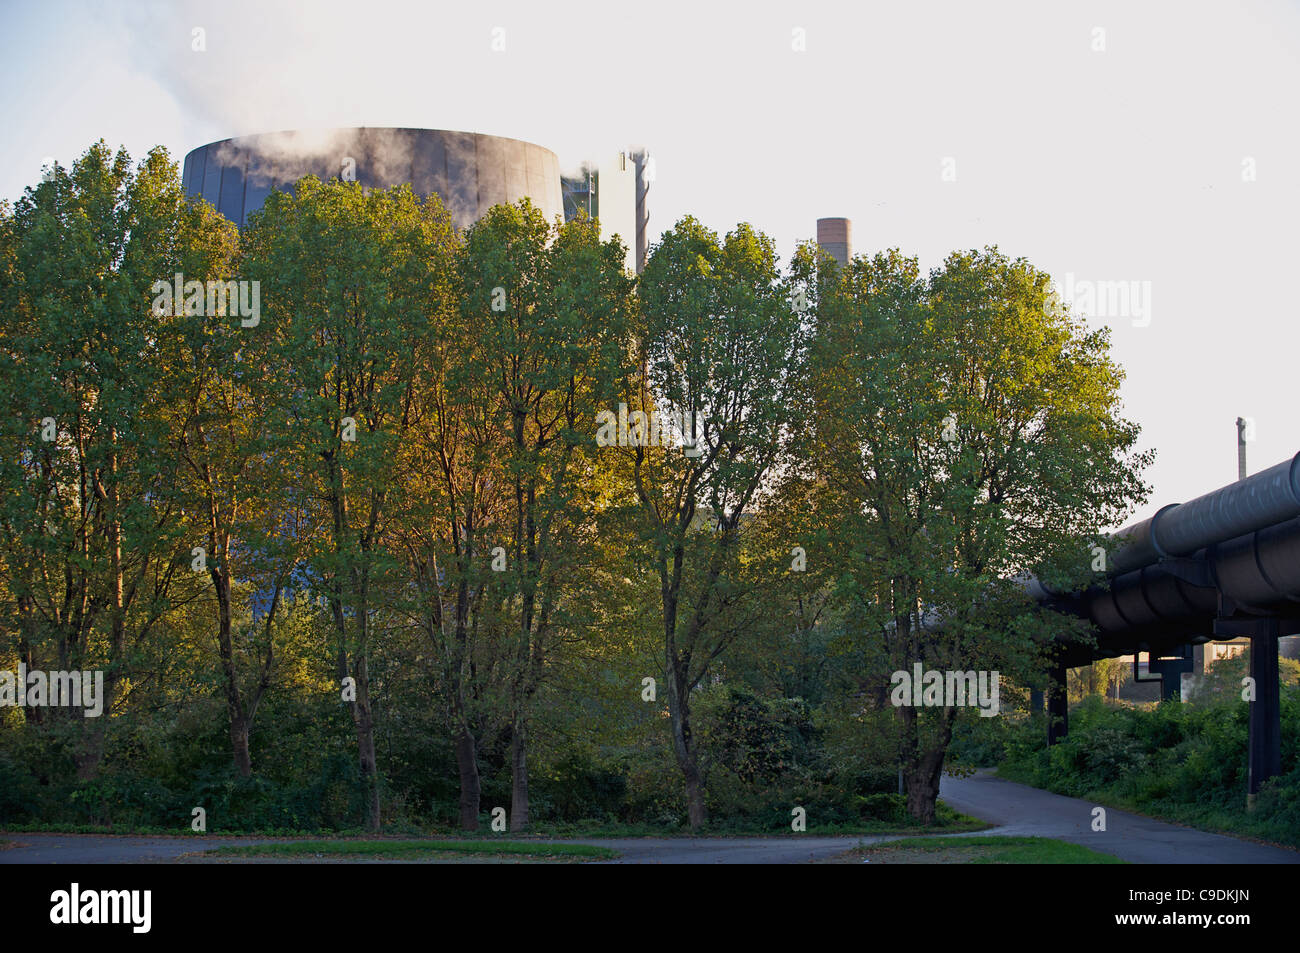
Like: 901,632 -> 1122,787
1236,416 -> 1250,480
816,217 -> 852,267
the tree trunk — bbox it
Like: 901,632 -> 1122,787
510,720 -> 529,832
903,749 -> 946,824
73,725 -> 106,782
71,433 -> 124,782
900,705 -> 955,824
212,552 -> 255,779
454,722 -> 481,830
230,715 -> 252,779
681,757 -> 707,830
667,668 -> 707,829
351,652 -> 381,832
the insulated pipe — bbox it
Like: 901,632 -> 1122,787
1065,521 -> 1300,635
1020,453 -> 1300,636
1107,453 -> 1300,576
1213,519 -> 1300,610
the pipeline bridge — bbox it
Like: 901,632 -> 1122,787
1026,452 -> 1300,796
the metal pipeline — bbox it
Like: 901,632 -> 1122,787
1108,452 -> 1300,574
1023,453 -> 1300,648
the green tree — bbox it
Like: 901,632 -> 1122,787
170,196 -> 314,777
629,217 -> 809,829
242,177 -> 459,830
808,245 -> 1151,822
454,202 -> 635,830
0,143 -> 223,778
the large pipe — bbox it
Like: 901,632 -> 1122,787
1064,520 -> 1300,636
1020,453 -> 1300,656
1107,453 -> 1300,575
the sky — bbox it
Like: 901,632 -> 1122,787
3,0 -> 1298,521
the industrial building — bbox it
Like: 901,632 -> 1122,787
182,128 -> 649,273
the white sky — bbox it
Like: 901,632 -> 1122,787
3,0 -> 1298,522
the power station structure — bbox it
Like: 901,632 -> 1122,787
182,128 -> 650,273
561,151 -> 652,274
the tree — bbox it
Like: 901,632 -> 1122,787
808,245 -> 1151,821
242,177 -> 459,830
171,197 -> 311,777
454,202 -> 635,830
0,143 -> 222,777
629,217 -> 809,828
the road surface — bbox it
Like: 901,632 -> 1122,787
0,832 -> 874,864
938,770 -> 1299,864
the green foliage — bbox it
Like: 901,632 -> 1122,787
5,139 -> 1269,849
0,750 -> 40,823
801,244 -> 1152,821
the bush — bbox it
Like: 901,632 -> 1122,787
855,792 -> 907,823
0,750 -> 40,824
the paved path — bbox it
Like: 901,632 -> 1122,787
938,770 -> 1300,864
0,832 -> 875,865
0,834 -> 281,864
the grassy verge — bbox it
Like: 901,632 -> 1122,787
199,839 -> 618,862
513,809 -> 989,839
832,835 -> 1125,864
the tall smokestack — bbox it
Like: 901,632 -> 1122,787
1236,417 -> 1249,481
633,149 -> 652,274
816,217 -> 852,267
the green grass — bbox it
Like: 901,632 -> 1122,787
842,835 -> 1126,864
506,816 -> 988,839
200,839 -> 618,862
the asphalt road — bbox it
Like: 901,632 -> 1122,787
0,834 -> 282,864
938,770 -> 1300,864
0,832 -> 875,864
